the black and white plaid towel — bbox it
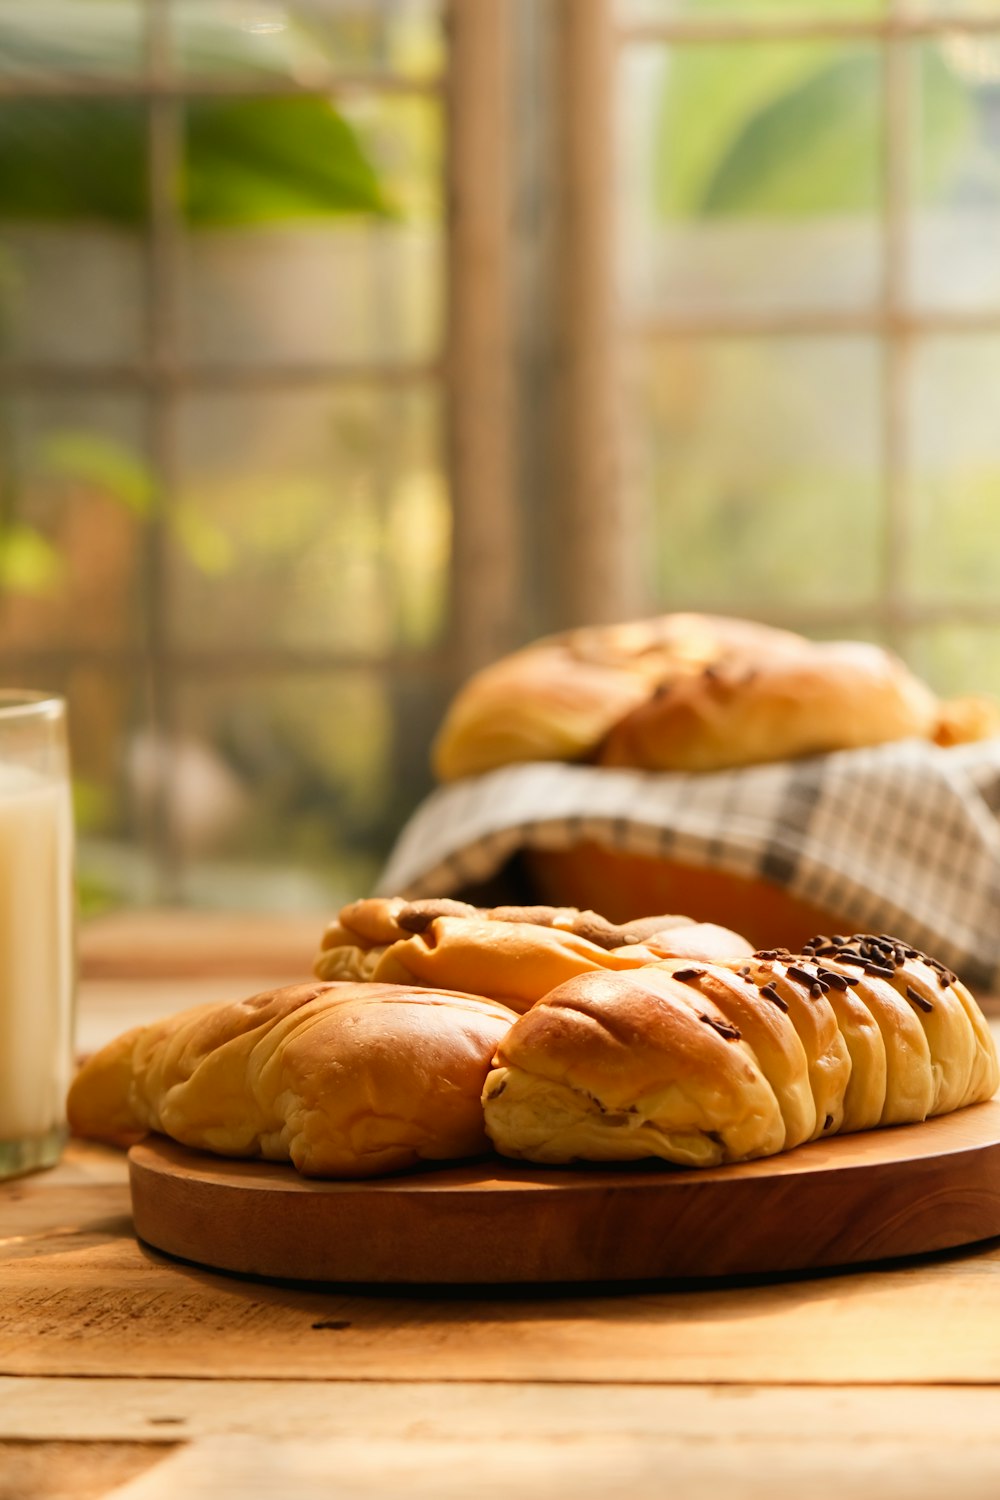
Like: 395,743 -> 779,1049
376,740 -> 1000,992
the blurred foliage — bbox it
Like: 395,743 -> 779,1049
0,521 -> 63,595
0,96 -> 389,224
0,3 -> 395,596
657,42 -> 970,219
0,3 -> 391,226
40,430 -> 155,516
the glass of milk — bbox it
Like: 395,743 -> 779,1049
0,693 -> 75,1179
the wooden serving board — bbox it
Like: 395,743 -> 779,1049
129,1099 -> 1000,1285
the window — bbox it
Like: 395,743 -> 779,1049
0,0 -> 495,914
2,0 -> 999,917
613,0 -> 1000,695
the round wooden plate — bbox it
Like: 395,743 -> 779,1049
129,1099 -> 1000,1284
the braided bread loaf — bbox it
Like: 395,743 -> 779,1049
68,981 -> 517,1178
432,612 -> 997,780
314,896 -> 752,1013
482,934 -> 999,1168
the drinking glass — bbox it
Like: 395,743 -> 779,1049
0,692 -> 75,1178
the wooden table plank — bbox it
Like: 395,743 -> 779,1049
13,1384 -> 1000,1500
80,1430 -> 1000,1500
8,995 -> 1000,1394
0,1442 -> 166,1500
5,1378 -> 1000,1445
6,1141 -> 1000,1384
78,913 -> 323,983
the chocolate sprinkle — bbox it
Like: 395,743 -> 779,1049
817,968 -> 851,991
671,968 -> 705,983
759,983 -> 789,1013
786,965 -> 816,988
699,1013 -> 741,1042
810,980 -> 830,998
824,1114 -> 834,1131
907,985 -> 934,1014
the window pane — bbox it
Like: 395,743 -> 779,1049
911,36 -> 1000,313
177,93 -> 443,366
0,100 -> 146,364
617,1 -> 886,20
169,670 -> 446,911
908,337 -> 1000,603
0,395 -> 149,652
630,337 -> 882,609
170,386 -> 448,655
618,40 -> 882,319
0,0 -> 144,81
905,2 -> 1000,17
904,626 -> 1000,702
170,0 -> 444,83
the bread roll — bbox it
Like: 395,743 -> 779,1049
597,641 -> 937,773
934,694 -> 1000,748
68,981 -> 517,1179
482,935 -> 998,1168
432,613 -> 973,781
314,897 -> 752,1012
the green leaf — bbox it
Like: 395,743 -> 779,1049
0,522 -> 63,595
656,41 -> 971,221
655,42 -> 833,219
0,98 -> 147,224
170,502 -> 236,576
184,97 -> 392,225
39,430 -> 157,516
701,52 -> 881,217
0,4 -> 391,226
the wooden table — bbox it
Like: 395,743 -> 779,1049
8,958 -> 1000,1500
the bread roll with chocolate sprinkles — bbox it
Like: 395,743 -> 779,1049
782,959 -> 888,1134
483,967 -> 786,1169
315,897 -> 752,1014
801,936 -> 998,1116
483,935 -> 998,1169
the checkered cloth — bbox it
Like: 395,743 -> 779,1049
376,739 -> 1000,992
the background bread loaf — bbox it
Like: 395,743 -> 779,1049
433,613 -> 993,782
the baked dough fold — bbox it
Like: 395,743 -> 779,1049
68,980 -> 517,1178
483,935 -> 999,1168
431,612 -> 966,780
314,897 -> 752,1011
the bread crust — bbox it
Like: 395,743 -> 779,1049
315,898 -> 752,1011
432,614 -> 955,781
483,936 -> 998,1168
68,981 -> 518,1178
598,641 -> 937,773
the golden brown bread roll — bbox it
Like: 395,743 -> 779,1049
68,980 -> 517,1178
934,694 -> 1000,748
314,897 -> 753,1012
482,934 -> 999,1168
432,613 -> 982,781
597,640 -> 937,773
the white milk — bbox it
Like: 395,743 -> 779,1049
0,763 -> 74,1141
